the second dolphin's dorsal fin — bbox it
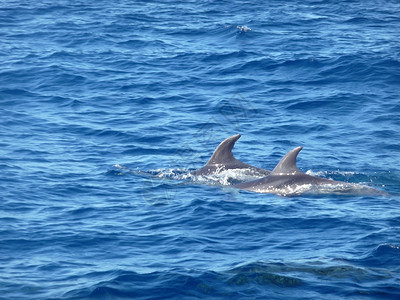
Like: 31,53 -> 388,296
206,134 -> 241,165
271,147 -> 303,175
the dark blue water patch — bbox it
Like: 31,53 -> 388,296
60,260 -> 400,300
0,88 -> 39,99
63,267 -> 301,300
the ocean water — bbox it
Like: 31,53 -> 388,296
1,0 -> 400,299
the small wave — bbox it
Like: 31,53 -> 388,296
236,25 -> 251,33
145,168 -> 190,180
113,165 -> 268,186
64,263 -> 301,299
63,260 -> 398,299
227,262 -> 302,287
352,244 -> 400,268
106,165 -> 191,181
191,168 -> 267,186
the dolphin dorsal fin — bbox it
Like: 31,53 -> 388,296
271,147 -> 303,175
206,134 -> 241,165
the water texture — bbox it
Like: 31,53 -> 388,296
1,0 -> 400,299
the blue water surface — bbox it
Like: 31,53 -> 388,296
1,0 -> 400,299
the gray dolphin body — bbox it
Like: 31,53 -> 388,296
191,134 -> 270,176
235,147 -> 382,196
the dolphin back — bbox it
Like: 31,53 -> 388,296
206,134 -> 241,165
270,147 -> 303,175
191,134 -> 270,176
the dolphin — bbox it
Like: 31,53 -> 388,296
234,146 -> 383,196
191,134 -> 270,176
